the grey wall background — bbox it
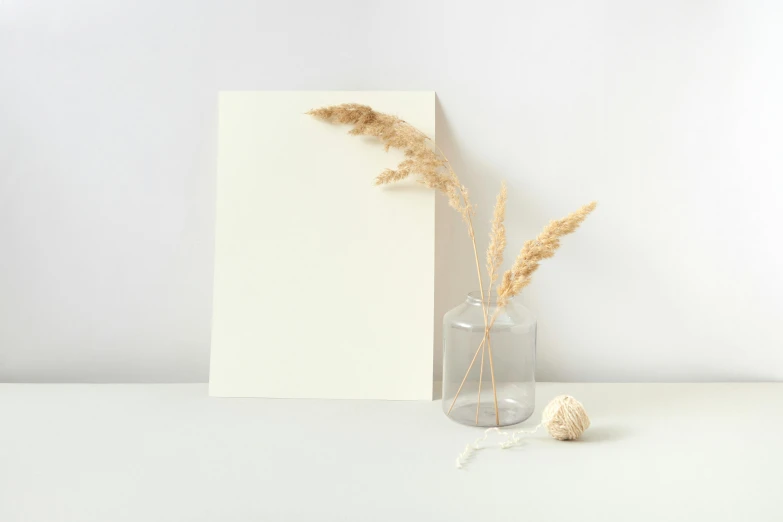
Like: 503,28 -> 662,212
1,0 -> 782,383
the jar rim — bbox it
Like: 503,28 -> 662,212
466,291 -> 504,306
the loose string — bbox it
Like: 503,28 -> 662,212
456,424 -> 543,469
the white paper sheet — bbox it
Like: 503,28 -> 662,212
209,92 -> 435,399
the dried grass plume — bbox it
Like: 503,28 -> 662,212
307,104 -> 468,216
497,201 -> 597,306
486,182 -> 507,289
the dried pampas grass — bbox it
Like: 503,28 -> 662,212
309,103 -> 596,425
497,201 -> 596,307
486,182 -> 508,291
307,104 -> 467,218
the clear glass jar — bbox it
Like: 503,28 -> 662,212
442,292 -> 536,427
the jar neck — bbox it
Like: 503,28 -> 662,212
466,291 -> 506,307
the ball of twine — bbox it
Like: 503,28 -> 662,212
541,395 -> 590,440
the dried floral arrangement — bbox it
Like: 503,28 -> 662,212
309,104 -> 595,425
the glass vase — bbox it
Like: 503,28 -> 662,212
442,291 -> 536,427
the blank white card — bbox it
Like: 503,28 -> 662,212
209,92 -> 435,399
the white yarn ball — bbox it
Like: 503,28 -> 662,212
541,395 -> 590,440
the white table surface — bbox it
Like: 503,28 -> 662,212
1,383 -> 781,521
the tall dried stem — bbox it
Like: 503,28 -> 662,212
479,182 -> 506,424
